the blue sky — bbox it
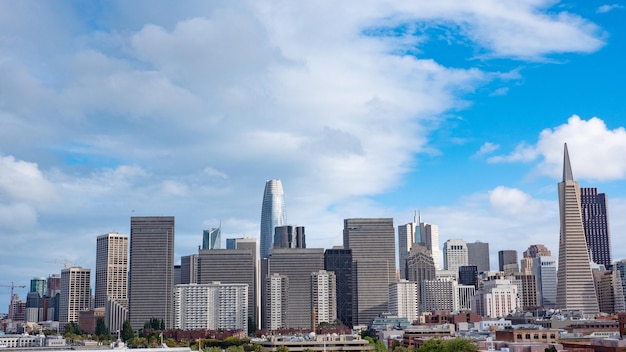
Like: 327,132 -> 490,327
1,1 -> 626,311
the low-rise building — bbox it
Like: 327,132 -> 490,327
258,334 -> 374,352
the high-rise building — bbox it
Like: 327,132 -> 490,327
513,273 -> 538,311
467,241 -> 490,273
265,273 -> 288,330
197,248 -> 256,329
499,250 -> 519,273
180,254 -> 198,284
59,267 -> 91,326
273,225 -> 305,249
420,278 -> 454,313
174,282 -> 248,331
420,222 -> 441,270
472,279 -> 520,318
389,280 -> 418,323
458,266 -> 478,288
522,244 -> 552,275
128,216 -> 175,330
556,144 -> 599,314
398,218 -> 418,280
593,270 -> 616,314
95,233 -> 128,309
532,256 -> 557,308
406,244 -> 436,312
311,270 -> 337,326
443,239 -> 468,272
262,248 -> 325,329
30,277 -> 46,298
613,260 -> 626,312
343,218 -> 396,326
580,187 -> 612,268
47,274 -> 61,297
324,248 -> 353,327
260,179 -> 287,259
202,227 -> 221,250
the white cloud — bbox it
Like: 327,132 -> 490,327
489,116 -> 626,181
597,4 -> 624,13
474,142 -> 500,157
488,186 -> 543,215
0,156 -> 57,203
489,87 -> 509,96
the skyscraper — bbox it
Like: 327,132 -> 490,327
343,218 -> 396,325
533,256 -> 557,308
556,144 -> 599,314
420,222 -> 441,270
273,225 -> 306,249
128,216 -> 175,329
498,250 -> 519,273
59,267 -> 91,326
389,280 -> 418,322
202,226 -> 221,250
580,187 -> 612,268
443,239 -> 468,272
95,232 -> 128,309
324,248 -> 353,327
467,241 -> 490,273
30,277 -> 46,297
260,179 -> 287,259
398,219 -> 418,280
310,270 -> 337,326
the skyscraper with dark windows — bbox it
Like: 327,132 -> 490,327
498,250 -> 519,273
556,144 -> 599,314
128,216 -> 175,330
343,218 -> 396,326
467,241 -> 490,273
273,225 -> 305,249
580,187 -> 612,268
324,248 -> 352,327
260,179 -> 287,259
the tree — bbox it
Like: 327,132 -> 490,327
364,336 -> 387,352
544,346 -> 558,352
276,346 -> 289,352
95,317 -> 110,338
64,321 -> 82,336
121,320 -> 135,342
416,338 -> 477,352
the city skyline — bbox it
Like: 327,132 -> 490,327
1,1 -> 626,311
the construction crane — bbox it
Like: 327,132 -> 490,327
0,282 -> 26,301
46,259 -> 75,269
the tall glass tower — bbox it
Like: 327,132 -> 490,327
260,179 -> 287,259
202,226 -> 221,249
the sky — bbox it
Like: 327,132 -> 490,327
1,0 -> 626,312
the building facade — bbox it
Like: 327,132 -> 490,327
467,241 -> 490,273
260,179 -> 287,259
265,273 -> 289,330
273,225 -> 306,249
343,218 -> 396,326
580,187 -> 612,268
443,239 -> 468,272
398,220 -> 418,280
174,283 -> 248,331
556,144 -> 599,314
389,280 -> 418,323
420,222 -> 441,270
128,216 -> 175,329
532,256 -> 557,308
95,232 -> 128,310
311,270 -> 337,326
59,267 -> 91,326
498,250 -> 519,273
202,227 -> 221,250
324,248 -> 353,327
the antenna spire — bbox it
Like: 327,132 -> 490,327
563,143 -> 574,182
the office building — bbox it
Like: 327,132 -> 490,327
260,179 -> 287,259
420,222 -> 441,270
532,256 -> 557,308
265,273 -> 289,330
262,248 -> 325,329
343,218 -> 396,326
499,250 -> 519,273
47,274 -> 61,297
472,279 -> 520,318
273,225 -> 305,249
420,278 -> 454,313
613,260 -> 626,312
458,266 -> 478,288
59,267 -> 91,326
128,216 -> 175,330
521,244 -> 552,275
593,270 -> 616,314
311,270 -> 337,326
513,273 -> 538,310
389,280 -> 418,323
556,144 -> 599,314
180,254 -> 198,284
443,239 -> 468,272
467,241 -> 490,273
324,248 -> 353,327
30,277 -> 46,298
406,244 -> 436,311
228,237 -> 259,328
25,292 -> 41,322
197,248 -> 256,330
174,282 -> 248,331
202,227 -> 221,250
581,187 -> 612,268
398,218 -> 418,280
95,233 -> 128,309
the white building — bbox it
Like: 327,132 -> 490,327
443,239 -> 468,272
389,279 -> 419,322
472,279 -> 520,318
59,267 -> 91,327
533,256 -> 557,308
174,282 -> 248,331
398,220 -> 418,279
455,284 -> 475,312
311,270 -> 337,326
421,278 -> 455,313
265,273 -> 288,330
